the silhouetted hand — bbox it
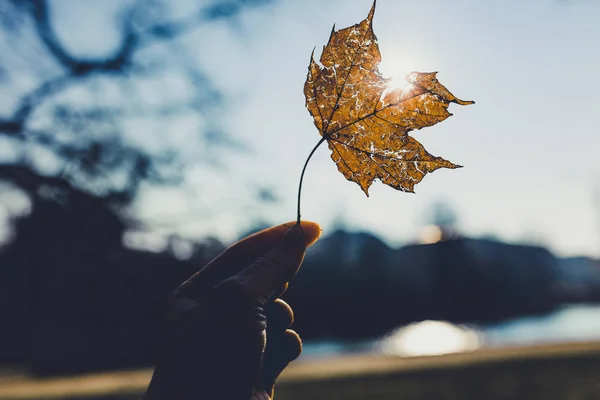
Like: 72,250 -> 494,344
144,221 -> 321,400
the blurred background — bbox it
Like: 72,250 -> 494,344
0,0 -> 599,399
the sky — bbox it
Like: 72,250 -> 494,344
3,0 -> 600,258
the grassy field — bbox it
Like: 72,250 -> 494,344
1,341 -> 600,399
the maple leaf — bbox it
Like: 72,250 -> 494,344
303,0 -> 473,197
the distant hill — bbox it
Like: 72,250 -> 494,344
285,230 -> 595,340
553,257 -> 600,302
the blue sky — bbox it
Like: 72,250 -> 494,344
3,0 -> 599,257
134,0 -> 600,257
137,0 -> 600,257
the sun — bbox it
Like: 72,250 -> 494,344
378,56 -> 418,93
386,74 -> 414,93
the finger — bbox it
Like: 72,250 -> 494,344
174,221 -> 321,301
231,224 -> 307,302
266,299 -> 294,331
257,329 -> 302,397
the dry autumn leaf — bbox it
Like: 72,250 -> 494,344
302,0 -> 473,202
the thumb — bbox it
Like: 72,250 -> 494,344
232,224 -> 312,302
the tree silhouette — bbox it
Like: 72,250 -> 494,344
0,0 -> 274,205
0,0 -> 282,370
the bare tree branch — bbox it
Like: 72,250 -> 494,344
29,0 -> 138,75
0,0 -> 275,204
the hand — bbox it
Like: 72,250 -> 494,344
144,221 -> 321,400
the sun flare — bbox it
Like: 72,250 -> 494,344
379,57 -> 418,93
386,74 -> 414,93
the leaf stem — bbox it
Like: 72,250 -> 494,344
297,137 -> 326,224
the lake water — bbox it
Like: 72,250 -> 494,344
301,304 -> 600,358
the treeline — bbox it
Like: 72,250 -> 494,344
0,191 -> 598,374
